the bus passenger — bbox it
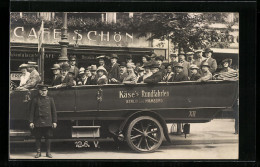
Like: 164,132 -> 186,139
162,64 -> 174,82
116,62 -> 128,83
136,67 -> 145,82
77,67 -> 91,85
96,66 -> 108,85
108,54 -> 121,84
51,64 -> 62,86
155,55 -> 166,75
213,58 -> 238,81
202,48 -> 217,74
97,55 -> 109,72
18,61 -> 41,90
69,56 -> 79,79
17,64 -> 30,87
138,62 -> 153,83
186,52 -> 195,65
122,63 -> 137,84
141,55 -> 150,67
169,53 -> 179,72
89,65 -> 98,85
178,53 -> 189,77
189,65 -> 201,81
53,64 -> 74,88
144,63 -> 162,84
193,50 -> 206,68
197,62 -> 212,82
171,63 -> 189,82
126,54 -> 133,64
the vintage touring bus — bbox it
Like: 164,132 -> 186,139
10,80 -> 238,153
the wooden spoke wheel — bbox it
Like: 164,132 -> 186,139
126,116 -> 164,153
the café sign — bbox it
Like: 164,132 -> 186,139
10,26 -> 151,47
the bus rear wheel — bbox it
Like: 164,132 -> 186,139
126,116 -> 164,153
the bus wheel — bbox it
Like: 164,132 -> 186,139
126,116 -> 164,153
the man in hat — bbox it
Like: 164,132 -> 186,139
186,52 -> 195,65
90,65 -> 98,85
69,56 -> 79,79
197,62 -> 212,82
162,64 -> 174,82
170,53 -> 179,71
51,64 -> 62,86
122,63 -> 137,84
213,58 -> 238,81
29,84 -> 57,158
138,62 -> 153,83
155,55 -> 166,75
149,53 -> 157,64
144,63 -> 162,84
178,52 -> 190,77
202,48 -> 217,74
171,63 -> 189,82
77,67 -> 91,85
17,64 -> 30,88
21,61 -> 41,89
54,64 -> 74,88
189,65 -> 201,81
97,55 -> 109,71
126,54 -> 133,64
193,50 -> 206,68
96,66 -> 108,85
108,54 -> 121,84
118,62 -> 128,83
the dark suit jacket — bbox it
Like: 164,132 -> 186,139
70,66 -> 79,79
190,73 -> 201,81
172,71 -> 189,82
29,96 -> 57,127
203,57 -> 217,74
61,74 -> 75,87
90,75 -> 98,85
144,71 -> 162,84
108,63 -> 120,82
52,74 -> 62,86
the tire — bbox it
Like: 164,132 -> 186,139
126,116 -> 164,153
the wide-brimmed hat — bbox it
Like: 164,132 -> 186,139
170,53 -> 178,57
18,64 -> 28,70
178,51 -> 186,56
203,48 -> 213,53
175,63 -> 184,68
61,63 -> 70,71
155,55 -> 164,61
201,62 -> 210,68
194,50 -> 203,53
110,54 -> 119,59
222,58 -> 232,66
150,53 -> 157,58
27,61 -> 38,67
79,67 -> 85,74
37,84 -> 49,90
90,65 -> 97,71
189,64 -> 199,70
186,52 -> 194,56
119,62 -> 127,67
150,63 -> 161,69
51,64 -> 61,70
97,55 -> 106,60
96,66 -> 107,74
126,54 -> 133,59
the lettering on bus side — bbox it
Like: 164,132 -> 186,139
188,111 -> 196,117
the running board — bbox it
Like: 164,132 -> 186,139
10,129 -> 31,137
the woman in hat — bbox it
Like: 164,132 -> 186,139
18,64 -> 30,87
197,62 -> 212,82
141,55 -> 150,67
122,63 -> 137,84
51,64 -> 62,86
162,64 -> 174,82
213,58 -> 238,81
96,66 -> 108,85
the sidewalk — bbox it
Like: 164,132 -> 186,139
165,119 -> 238,145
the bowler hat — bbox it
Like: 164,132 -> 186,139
222,58 -> 232,66
70,56 -> 76,61
51,64 -> 61,70
110,54 -> 119,59
18,64 -> 28,70
79,67 -> 85,74
90,65 -> 97,71
27,61 -> 38,67
175,63 -> 184,68
189,64 -> 199,70
126,54 -> 133,59
97,55 -> 106,60
119,62 -> 127,67
203,48 -> 213,53
37,84 -> 49,90
61,63 -> 70,71
201,62 -> 210,68
155,55 -> 164,61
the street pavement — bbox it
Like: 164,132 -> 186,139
9,119 -> 238,159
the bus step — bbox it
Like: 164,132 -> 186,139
72,126 -> 101,138
10,129 -> 31,137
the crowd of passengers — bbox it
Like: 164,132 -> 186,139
15,47 -> 238,90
